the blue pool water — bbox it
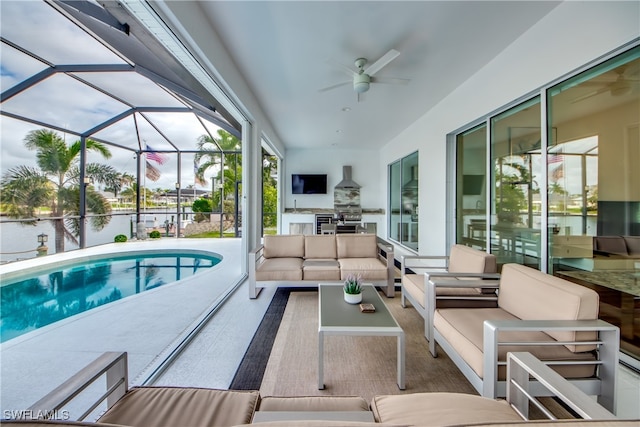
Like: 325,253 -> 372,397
0,251 -> 221,342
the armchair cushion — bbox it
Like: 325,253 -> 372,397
447,244 -> 497,274
433,308 -> 597,380
498,264 -> 599,352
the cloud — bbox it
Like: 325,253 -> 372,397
1,1 -> 228,191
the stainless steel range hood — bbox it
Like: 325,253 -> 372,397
335,166 -> 361,189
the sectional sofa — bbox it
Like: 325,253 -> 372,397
2,351 -> 630,427
249,234 -> 395,298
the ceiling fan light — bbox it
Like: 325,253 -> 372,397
353,73 -> 371,93
354,81 -> 369,93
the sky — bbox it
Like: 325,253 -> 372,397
0,0 -> 227,192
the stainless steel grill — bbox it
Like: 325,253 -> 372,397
334,204 -> 362,222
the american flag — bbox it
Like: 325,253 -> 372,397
145,144 -> 168,164
145,161 -> 161,181
548,154 -> 564,164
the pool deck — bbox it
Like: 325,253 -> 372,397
1,239 -> 639,419
0,238 -> 276,415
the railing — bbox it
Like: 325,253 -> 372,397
27,352 -> 128,422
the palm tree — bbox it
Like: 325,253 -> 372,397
104,171 -> 135,198
0,129 -> 119,253
194,129 -> 241,187
194,130 -> 241,216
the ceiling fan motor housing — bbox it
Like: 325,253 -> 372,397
353,73 -> 371,93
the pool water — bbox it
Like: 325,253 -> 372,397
0,252 -> 221,342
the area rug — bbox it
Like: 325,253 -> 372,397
259,290 -> 476,402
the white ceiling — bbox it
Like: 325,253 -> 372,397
195,1 -> 562,150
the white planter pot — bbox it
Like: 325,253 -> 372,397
344,291 -> 362,304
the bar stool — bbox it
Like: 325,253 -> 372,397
320,223 -> 337,235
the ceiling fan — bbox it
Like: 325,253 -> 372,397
571,66 -> 639,103
319,49 -> 410,101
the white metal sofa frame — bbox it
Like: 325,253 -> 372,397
17,351 -> 617,424
427,276 -> 620,414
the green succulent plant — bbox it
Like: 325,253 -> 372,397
343,273 -> 363,294
114,234 -> 127,243
149,230 -> 161,239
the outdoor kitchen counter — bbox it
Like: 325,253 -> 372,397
284,208 -> 385,214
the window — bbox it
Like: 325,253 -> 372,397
389,152 -> 418,250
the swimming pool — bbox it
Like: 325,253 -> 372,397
0,250 -> 222,342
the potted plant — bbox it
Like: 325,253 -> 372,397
343,273 -> 363,304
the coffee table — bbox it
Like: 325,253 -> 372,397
318,283 -> 405,390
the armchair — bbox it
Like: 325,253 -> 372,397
429,263 -> 620,413
401,244 -> 499,340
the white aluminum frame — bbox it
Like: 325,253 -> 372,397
317,283 -> 405,390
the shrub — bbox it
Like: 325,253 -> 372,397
114,234 -> 128,243
149,230 -> 161,239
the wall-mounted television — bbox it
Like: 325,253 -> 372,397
292,174 -> 327,194
463,174 -> 485,195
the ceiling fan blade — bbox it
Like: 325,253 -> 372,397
326,58 -> 357,77
570,87 -> 609,103
365,49 -> 400,76
370,76 -> 410,85
318,81 -> 350,92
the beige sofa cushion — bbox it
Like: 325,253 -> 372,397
305,235 -> 337,259
448,244 -> 497,274
594,236 -> 628,256
370,392 -> 522,425
337,234 -> 377,258
303,259 -> 341,281
498,264 -> 599,352
258,396 -> 369,411
433,308 -> 597,380
256,258 -> 303,281
624,235 -> 640,256
263,235 -> 305,259
339,258 -> 387,280
97,387 -> 259,427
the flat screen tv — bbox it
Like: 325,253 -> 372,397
292,174 -> 327,194
463,174 -> 485,195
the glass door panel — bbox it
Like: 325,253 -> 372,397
490,98 -> 541,269
456,124 -> 487,250
548,46 -> 640,358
